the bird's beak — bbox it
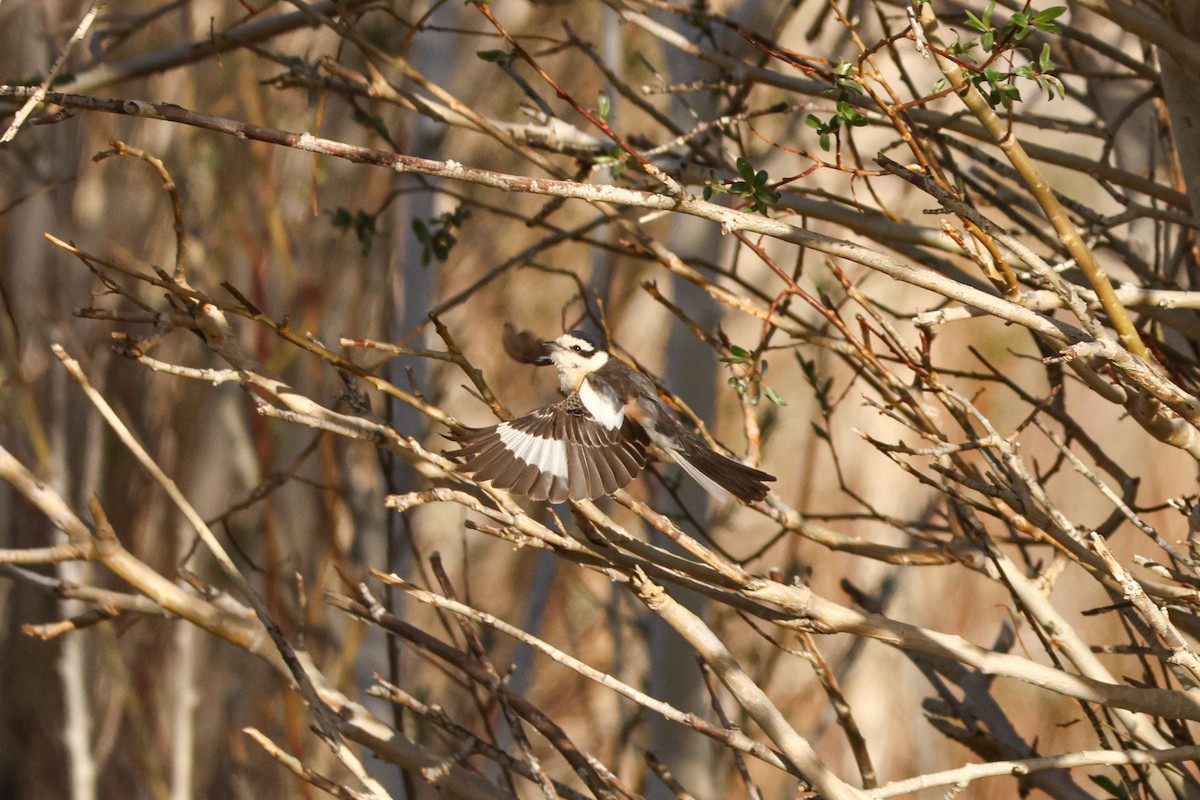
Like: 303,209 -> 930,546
533,340 -> 559,365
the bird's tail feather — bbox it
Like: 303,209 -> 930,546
673,438 -> 775,503
671,451 -> 733,502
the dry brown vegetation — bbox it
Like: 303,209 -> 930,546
3,0 -> 1200,798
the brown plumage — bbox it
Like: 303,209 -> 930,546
446,330 -> 775,503
673,435 -> 775,503
446,394 -> 648,503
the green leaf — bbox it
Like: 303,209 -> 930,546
329,208 -> 383,257
1036,6 -> 1068,21
1012,23 -> 1035,42
476,49 -> 507,62
752,188 -> 781,212
736,157 -> 756,183
945,37 -> 975,56
1038,42 -> 1055,72
703,173 -> 728,199
597,91 -> 611,121
412,206 -> 470,265
762,384 -> 786,406
1033,5 -> 1067,32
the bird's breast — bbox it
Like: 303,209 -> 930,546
578,377 -> 626,430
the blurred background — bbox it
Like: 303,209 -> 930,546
2,0 -> 1199,798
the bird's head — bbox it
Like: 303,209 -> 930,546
544,331 -> 609,388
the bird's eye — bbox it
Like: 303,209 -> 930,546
571,345 -> 584,353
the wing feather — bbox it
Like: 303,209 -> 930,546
446,395 -> 646,501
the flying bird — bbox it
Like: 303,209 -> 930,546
446,330 -> 775,504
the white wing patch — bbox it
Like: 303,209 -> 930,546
578,379 -> 625,430
497,422 -> 569,478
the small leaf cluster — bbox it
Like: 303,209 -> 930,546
962,66 -> 1024,108
945,2 -> 1067,107
412,206 -> 470,266
1014,44 -> 1064,99
794,350 -> 837,442
704,158 -> 781,214
795,351 -> 833,414
730,158 -> 782,214
722,345 -> 785,406
328,207 -> 383,257
592,145 -> 639,181
963,2 -> 1066,50
806,61 -> 868,151
587,93 -> 644,179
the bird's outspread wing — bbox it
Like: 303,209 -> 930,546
446,394 -> 648,502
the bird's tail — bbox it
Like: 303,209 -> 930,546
672,436 -> 775,503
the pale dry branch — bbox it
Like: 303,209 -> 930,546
1092,535 -> 1200,688
870,743 -> 1200,798
1,0 -> 100,143
374,571 -> 792,775
6,1 -> 1200,797
630,571 -> 869,800
1,91 -> 1090,348
244,728 -> 369,800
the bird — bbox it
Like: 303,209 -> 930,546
445,330 -> 775,504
